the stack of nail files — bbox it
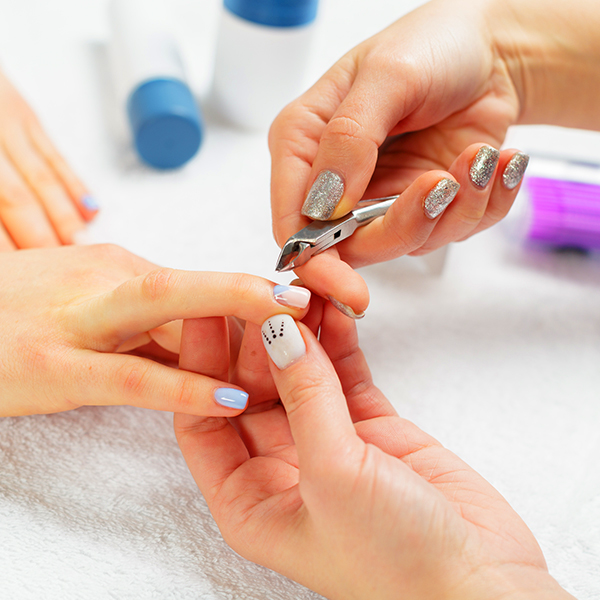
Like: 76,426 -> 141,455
521,155 -> 600,251
526,177 -> 600,250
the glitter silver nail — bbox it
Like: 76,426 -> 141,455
470,146 -> 500,189
301,170 -> 344,220
327,296 -> 365,320
423,179 -> 460,219
502,153 -> 530,190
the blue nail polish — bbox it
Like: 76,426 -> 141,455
81,195 -> 100,211
214,388 -> 248,410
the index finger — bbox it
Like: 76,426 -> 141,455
78,270 -> 311,351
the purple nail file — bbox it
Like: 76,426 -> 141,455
526,176 -> 600,250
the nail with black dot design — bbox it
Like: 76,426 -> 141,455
261,314 -> 306,370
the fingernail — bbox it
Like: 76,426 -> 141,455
423,178 -> 460,219
273,284 -> 311,309
327,296 -> 365,320
81,195 -> 100,211
214,388 -> 249,410
469,146 -> 500,189
261,314 -> 306,370
301,170 -> 344,220
502,153 -> 530,190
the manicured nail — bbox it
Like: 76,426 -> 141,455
470,146 -> 500,189
81,195 -> 100,211
423,178 -> 460,219
301,170 -> 344,220
261,314 -> 306,370
273,284 -> 311,309
502,153 -> 530,190
327,296 -> 365,320
214,388 -> 248,410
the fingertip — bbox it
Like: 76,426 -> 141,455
79,194 -> 101,220
294,250 -> 369,316
214,387 -> 249,412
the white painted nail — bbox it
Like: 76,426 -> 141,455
261,314 -> 306,370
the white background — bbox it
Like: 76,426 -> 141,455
0,0 -> 599,598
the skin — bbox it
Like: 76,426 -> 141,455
175,302 -> 575,600
269,0 -> 600,315
0,244 -> 309,417
0,68 -> 97,250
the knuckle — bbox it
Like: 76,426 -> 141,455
117,359 -> 152,399
452,205 -> 486,229
222,272 -> 259,302
172,376 -> 198,412
321,114 -> 366,145
383,218 -> 428,254
139,268 -> 178,303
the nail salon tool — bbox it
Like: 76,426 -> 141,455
275,195 -> 398,272
109,0 -> 203,169
519,156 -> 600,250
211,0 -> 319,130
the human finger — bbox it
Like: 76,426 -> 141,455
467,150 -> 529,236
231,322 -> 278,406
81,271 -> 311,351
28,119 -> 100,220
0,218 -> 16,251
269,54 -> 358,245
260,315 -> 358,474
289,249 -> 370,318
336,171 -> 460,267
408,144 -> 500,254
72,350 -> 248,416
4,128 -> 85,243
319,301 -> 396,422
179,317 -> 230,382
0,149 -> 61,248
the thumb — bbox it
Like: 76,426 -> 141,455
259,314 -> 357,474
300,60 -> 421,222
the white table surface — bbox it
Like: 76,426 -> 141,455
0,0 -> 599,598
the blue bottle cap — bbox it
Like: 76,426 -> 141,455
127,78 -> 203,170
224,0 -> 318,28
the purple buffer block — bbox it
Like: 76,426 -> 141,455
526,177 -> 600,250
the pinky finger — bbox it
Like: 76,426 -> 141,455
467,150 -> 529,237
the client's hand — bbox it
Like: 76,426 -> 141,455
175,303 -> 572,600
0,245 -> 309,417
0,69 -> 98,250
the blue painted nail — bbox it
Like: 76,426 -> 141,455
81,195 -> 100,211
214,388 -> 248,410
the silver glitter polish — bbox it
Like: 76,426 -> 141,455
301,170 -> 344,220
423,179 -> 460,219
469,146 -> 500,189
327,296 -> 365,320
502,153 -> 530,190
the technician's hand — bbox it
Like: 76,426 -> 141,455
0,244 -> 310,416
0,69 -> 98,250
269,0 -> 529,315
176,304 -> 572,600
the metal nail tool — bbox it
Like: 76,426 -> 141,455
275,195 -> 399,272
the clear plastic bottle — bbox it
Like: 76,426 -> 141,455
211,0 -> 319,130
109,0 -> 203,169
